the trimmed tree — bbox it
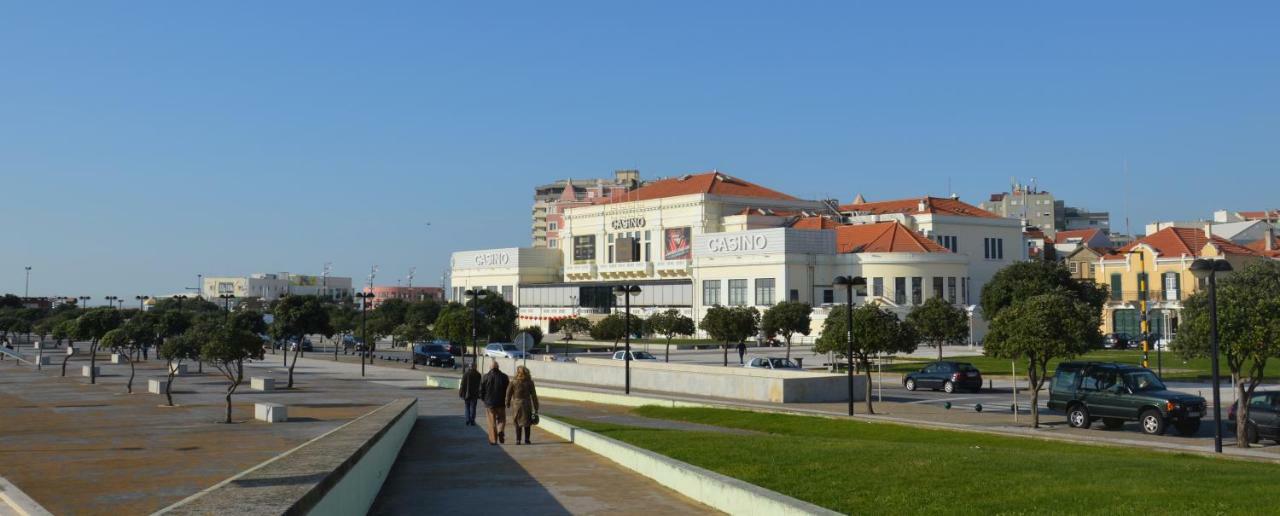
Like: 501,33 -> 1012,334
814,303 -> 918,414
73,308 -> 124,384
434,304 -> 474,354
980,260 -> 1108,322
201,324 -> 267,423
984,293 -> 1098,428
1174,260 -> 1280,447
269,296 -> 334,389
99,329 -> 137,392
906,297 -> 969,362
700,306 -> 759,367
761,302 -> 812,361
590,313 -> 627,350
558,316 -> 591,340
647,309 -> 695,362
159,329 -> 202,407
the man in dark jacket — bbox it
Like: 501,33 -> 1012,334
737,341 -> 747,365
459,362 -> 482,426
478,361 -> 510,445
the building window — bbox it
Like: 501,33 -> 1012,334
702,280 -> 721,306
983,238 -> 1004,260
548,238 -> 557,248
932,277 -> 944,300
1069,262 -> 1078,273
894,277 -> 906,305
1110,274 -> 1123,301
962,277 -> 969,304
935,235 -> 958,253
1163,272 -> 1180,301
822,289 -> 834,304
1089,263 -> 1097,276
947,277 -> 957,304
789,289 -> 800,302
755,278 -> 776,306
911,277 -> 923,305
873,277 -> 884,297
548,222 -> 558,231
728,280 -> 748,306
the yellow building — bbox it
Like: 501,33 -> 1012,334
1095,226 -> 1265,340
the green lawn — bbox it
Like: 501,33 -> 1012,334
555,406 -> 1279,515
883,349 -> 1230,380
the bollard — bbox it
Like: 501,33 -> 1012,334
1011,404 -> 1018,413
975,403 -> 983,413
944,401 -> 952,410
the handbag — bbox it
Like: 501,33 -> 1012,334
530,412 -> 540,426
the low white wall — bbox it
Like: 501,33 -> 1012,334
479,356 -> 863,403
308,400 -> 417,516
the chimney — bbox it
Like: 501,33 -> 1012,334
1268,227 -> 1275,251
1204,222 -> 1213,240
918,198 -> 928,212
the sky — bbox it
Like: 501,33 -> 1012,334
2,1 -> 1277,299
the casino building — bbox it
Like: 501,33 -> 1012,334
450,171 -> 1024,342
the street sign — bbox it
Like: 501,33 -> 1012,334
514,332 -> 536,353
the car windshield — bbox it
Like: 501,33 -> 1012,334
1123,371 -> 1166,392
632,352 -> 656,359
768,358 -> 797,368
424,344 -> 444,352
956,363 -> 978,372
502,345 -> 518,351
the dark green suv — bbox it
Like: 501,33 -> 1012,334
1048,362 -> 1206,436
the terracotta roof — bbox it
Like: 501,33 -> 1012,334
595,171 -> 797,204
1024,228 -> 1050,241
835,222 -> 950,254
1239,210 -> 1280,222
989,193 -> 1006,202
732,207 -> 813,217
1246,238 -> 1280,258
791,216 -> 844,230
839,196 -> 1001,219
1102,227 -> 1263,261
1054,228 -> 1103,244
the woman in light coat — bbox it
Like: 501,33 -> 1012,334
505,365 -> 540,445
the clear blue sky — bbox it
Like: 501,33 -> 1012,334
2,1 -> 1277,299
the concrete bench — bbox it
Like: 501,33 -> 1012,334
250,377 -> 276,392
35,355 -> 51,366
111,353 -> 125,364
169,363 -> 188,376
148,378 -> 168,395
33,341 -> 47,350
65,346 -> 77,356
81,365 -> 100,377
255,402 -> 288,423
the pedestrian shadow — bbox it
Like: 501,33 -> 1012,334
369,415 -> 569,516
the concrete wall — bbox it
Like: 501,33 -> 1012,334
477,356 -> 864,403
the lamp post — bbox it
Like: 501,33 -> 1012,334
1191,258 -> 1233,454
24,266 -> 31,298
834,276 -> 867,416
78,296 -> 90,308
218,294 -> 235,320
567,295 -> 578,360
355,292 -> 374,376
173,295 -> 187,313
465,289 -> 489,368
135,295 -> 149,311
613,285 -> 642,395
105,296 -> 118,309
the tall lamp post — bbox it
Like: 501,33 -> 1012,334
173,295 -> 187,312
105,296 -> 118,309
24,266 -> 31,298
465,289 -> 489,368
78,296 -> 90,308
355,292 -> 374,377
218,294 -> 235,320
613,285 -> 642,395
135,295 -> 149,311
834,276 -> 867,416
1190,258 -> 1233,454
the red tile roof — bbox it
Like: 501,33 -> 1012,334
835,222 -> 950,254
791,216 -> 844,230
596,171 -> 797,204
1239,210 -> 1280,222
1054,228 -> 1104,245
839,196 -> 1001,219
1024,228 -> 1050,241
733,207 -> 814,217
1246,238 -> 1280,258
1102,227 -> 1262,261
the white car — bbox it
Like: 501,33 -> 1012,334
485,343 -> 526,359
744,356 -> 802,370
611,350 -> 658,361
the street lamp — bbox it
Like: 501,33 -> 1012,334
833,275 -> 867,416
24,266 -> 31,298
1190,258 -> 1233,454
355,292 -> 375,377
135,295 -> 149,311
613,285 -> 642,395
78,296 -> 90,308
105,296 -> 118,309
218,294 -> 235,320
173,294 -> 187,312
464,289 -> 489,368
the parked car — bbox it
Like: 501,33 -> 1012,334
1047,361 -> 1205,435
611,350 -> 658,361
1103,333 -> 1130,350
413,342 -> 456,367
287,338 -> 313,352
903,361 -> 982,393
1229,391 -> 1280,444
744,356 -> 802,370
484,343 -> 526,359
342,334 -> 363,351
432,339 -> 463,356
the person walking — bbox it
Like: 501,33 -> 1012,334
479,361 -> 510,445
459,362 -> 482,426
506,366 -> 540,445
737,341 -> 747,365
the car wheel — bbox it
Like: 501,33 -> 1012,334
1175,418 -> 1201,437
1067,404 -> 1091,429
905,379 -> 916,391
1102,418 -> 1124,430
1246,422 -> 1260,444
1140,409 -> 1166,435
943,381 -> 955,394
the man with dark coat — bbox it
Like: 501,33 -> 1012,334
459,362 -> 482,426
478,361 -> 510,445
737,341 -> 747,365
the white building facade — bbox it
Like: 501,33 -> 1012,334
202,272 -> 354,301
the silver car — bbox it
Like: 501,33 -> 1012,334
744,356 -> 802,370
611,350 -> 658,361
484,343 -> 526,359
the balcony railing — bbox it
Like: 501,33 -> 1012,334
1108,290 -> 1185,303
598,261 -> 652,278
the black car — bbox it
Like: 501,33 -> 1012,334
432,339 -> 463,356
1230,391 -> 1280,444
413,343 -> 456,367
1103,333 -> 1131,350
904,361 -> 983,393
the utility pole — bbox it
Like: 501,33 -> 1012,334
24,266 -> 31,298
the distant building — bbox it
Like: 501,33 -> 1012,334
1064,246 -> 1106,282
1145,219 -> 1273,246
1052,228 -> 1112,258
363,286 -> 444,308
532,170 -> 643,248
980,180 -> 1110,238
202,272 -> 353,302
1061,206 -> 1111,233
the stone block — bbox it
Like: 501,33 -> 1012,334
111,353 -> 124,364
81,365 -> 100,377
255,402 -> 288,423
66,346 -> 77,356
35,355 -> 51,366
250,377 -> 275,392
148,378 -> 168,394
169,363 -> 188,376
32,341 -> 45,350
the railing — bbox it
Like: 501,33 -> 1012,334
1108,290 -> 1185,303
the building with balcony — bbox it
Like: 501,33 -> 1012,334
201,272 -> 354,302
531,170 -> 642,249
362,286 -> 444,308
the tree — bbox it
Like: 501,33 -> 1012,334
467,293 -> 518,343
557,316 -> 591,340
434,304 -> 473,353
1174,260 -> 1280,447
394,321 -> 434,345
99,329 -> 139,393
373,298 -> 410,349
761,302 -> 812,361
201,323 -> 267,423
269,296 -> 334,389
699,306 -> 759,366
984,293 -> 1098,428
160,316 -> 207,407
906,297 -> 969,362
405,300 -> 443,327
647,309 -> 695,362
52,319 -> 76,347
981,261 -> 1107,321
326,303 -> 357,360
815,303 -> 918,414
518,325 -> 544,348
73,308 -> 124,384
590,313 -> 627,350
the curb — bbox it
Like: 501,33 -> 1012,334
0,474 -> 53,516
539,415 -> 839,516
